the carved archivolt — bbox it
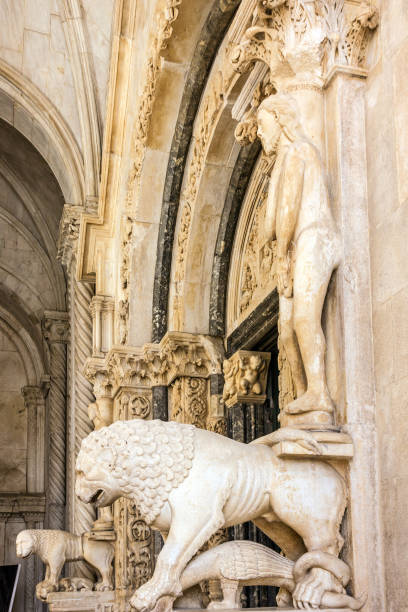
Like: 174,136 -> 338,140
119,0 -> 182,345
227,156 -> 276,333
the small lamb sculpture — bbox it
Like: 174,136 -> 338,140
16,529 -> 114,600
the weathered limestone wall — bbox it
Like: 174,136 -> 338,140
365,2 -> 408,610
0,328 -> 27,492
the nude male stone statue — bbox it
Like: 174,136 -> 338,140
257,93 -> 341,426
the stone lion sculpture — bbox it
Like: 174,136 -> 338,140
76,419 -> 347,610
16,529 -> 114,600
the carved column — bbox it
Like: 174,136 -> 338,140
114,388 -> 153,611
22,385 -> 48,494
42,312 -> 69,531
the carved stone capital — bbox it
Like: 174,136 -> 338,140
105,332 -> 224,392
231,1 -> 379,98
42,311 -> 70,344
83,357 -> 113,399
222,350 -> 271,408
21,385 -> 45,410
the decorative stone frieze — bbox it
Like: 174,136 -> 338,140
222,350 -> 271,408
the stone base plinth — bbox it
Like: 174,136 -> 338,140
47,591 -> 115,611
176,608 -> 353,612
273,431 -> 354,460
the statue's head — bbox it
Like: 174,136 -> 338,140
75,419 -> 195,524
16,531 -> 34,558
257,93 -> 302,152
75,433 -> 124,508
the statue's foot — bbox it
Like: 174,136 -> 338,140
285,391 -> 334,415
95,580 -> 112,592
292,567 -> 338,610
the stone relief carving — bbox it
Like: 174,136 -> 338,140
76,419 -> 348,611
16,529 -> 114,601
179,540 -> 364,610
222,350 -> 271,408
170,377 -> 208,429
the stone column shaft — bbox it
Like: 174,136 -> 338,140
43,312 -> 69,531
325,70 -> 385,610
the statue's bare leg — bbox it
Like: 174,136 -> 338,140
279,295 -> 307,397
285,231 -> 339,415
129,488 -> 227,611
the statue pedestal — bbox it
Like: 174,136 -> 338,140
47,591 -> 115,611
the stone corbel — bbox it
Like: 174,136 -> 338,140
222,350 -> 271,408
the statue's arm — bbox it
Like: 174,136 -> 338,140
276,148 -> 305,259
264,174 -> 278,242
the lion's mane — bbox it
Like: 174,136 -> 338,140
77,419 -> 195,524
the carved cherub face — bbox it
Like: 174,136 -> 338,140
257,108 -> 281,155
249,355 -> 262,370
75,448 -> 124,508
16,531 -> 34,558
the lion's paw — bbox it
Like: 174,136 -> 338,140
36,580 -> 58,601
95,581 -> 113,592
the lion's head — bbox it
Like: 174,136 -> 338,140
16,530 -> 35,559
76,419 -> 195,524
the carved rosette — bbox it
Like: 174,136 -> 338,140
222,350 -> 271,408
